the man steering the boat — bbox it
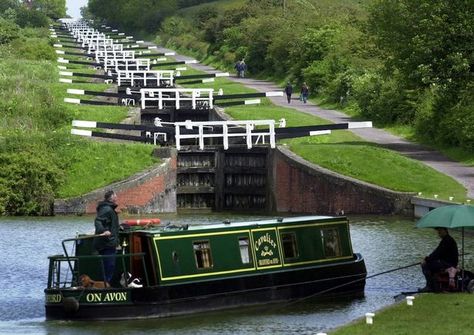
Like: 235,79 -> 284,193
420,227 -> 458,292
93,190 -> 120,284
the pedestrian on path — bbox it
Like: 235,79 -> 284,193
300,82 -> 309,103
234,59 -> 247,78
234,60 -> 241,77
284,82 -> 293,103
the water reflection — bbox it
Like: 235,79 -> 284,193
0,214 -> 473,334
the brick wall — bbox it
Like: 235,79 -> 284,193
271,146 -> 414,215
54,148 -> 177,215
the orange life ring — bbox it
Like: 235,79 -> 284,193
122,218 -> 160,226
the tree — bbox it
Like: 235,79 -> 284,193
367,0 -> 474,149
368,0 -> 473,90
34,0 -> 66,19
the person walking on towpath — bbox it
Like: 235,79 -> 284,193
300,82 -> 309,103
284,82 -> 293,103
234,59 -> 247,78
93,189 -> 120,284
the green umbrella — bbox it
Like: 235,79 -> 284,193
416,205 -> 474,229
417,204 -> 474,290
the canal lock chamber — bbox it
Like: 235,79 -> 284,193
141,102 -> 276,213
176,146 -> 274,212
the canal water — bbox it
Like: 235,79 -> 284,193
1,214 -> 472,335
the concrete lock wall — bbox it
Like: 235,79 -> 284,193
54,148 -> 177,215
271,146 -> 414,215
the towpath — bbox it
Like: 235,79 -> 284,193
155,46 -> 474,198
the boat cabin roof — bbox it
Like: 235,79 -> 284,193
127,215 -> 347,236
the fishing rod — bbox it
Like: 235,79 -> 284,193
366,261 -> 421,280
278,252 -> 471,310
271,260 -> 423,312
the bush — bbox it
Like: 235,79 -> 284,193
10,37 -> 56,60
351,71 -> 415,125
160,16 -> 193,41
15,6 -> 49,28
0,140 -> 63,216
417,85 -> 474,151
439,100 -> 474,151
0,17 -> 20,44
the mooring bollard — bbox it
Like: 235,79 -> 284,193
365,312 -> 375,324
406,296 -> 415,306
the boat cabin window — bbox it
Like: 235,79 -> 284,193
281,233 -> 298,259
321,228 -> 342,257
193,241 -> 213,269
239,237 -> 251,264
172,251 -> 179,263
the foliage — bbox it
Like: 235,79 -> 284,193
1,1 -> 51,28
0,0 -> 20,13
15,6 -> 50,27
10,36 -> 56,60
177,0 -> 216,9
366,0 -> 474,149
33,0 -> 66,19
0,17 -> 20,44
88,0 -> 177,34
0,137 -> 64,216
368,0 -> 472,90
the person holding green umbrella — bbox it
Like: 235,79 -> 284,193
417,204 -> 474,291
419,227 -> 459,292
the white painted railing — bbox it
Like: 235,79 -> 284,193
117,70 -> 174,87
141,88 -> 214,110
95,50 -> 135,63
105,58 -> 150,73
174,120 -> 276,150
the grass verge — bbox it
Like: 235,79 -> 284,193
331,293 -> 474,335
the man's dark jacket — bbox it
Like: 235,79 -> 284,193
93,200 -> 119,251
426,233 -> 459,267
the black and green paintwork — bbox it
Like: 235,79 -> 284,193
45,216 -> 366,320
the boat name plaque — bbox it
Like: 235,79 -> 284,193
45,291 -> 130,304
253,230 -> 281,268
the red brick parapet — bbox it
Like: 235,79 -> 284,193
271,146 -> 414,215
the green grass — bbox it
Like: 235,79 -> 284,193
331,294 -> 474,335
56,136 -> 159,198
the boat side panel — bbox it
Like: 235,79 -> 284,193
153,221 -> 354,284
45,256 -> 366,320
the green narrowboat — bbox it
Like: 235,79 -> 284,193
44,215 -> 366,320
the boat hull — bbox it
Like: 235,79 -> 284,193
45,253 -> 366,320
